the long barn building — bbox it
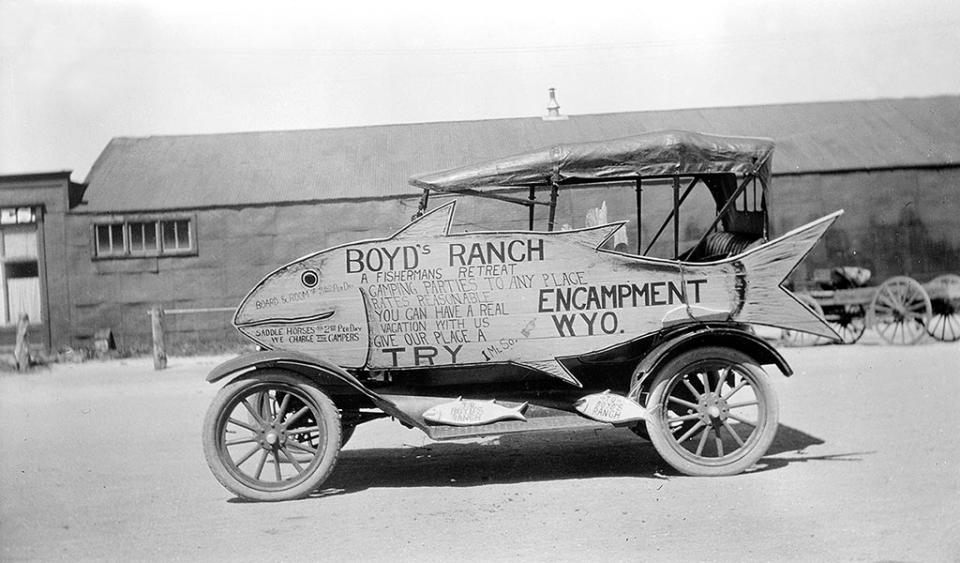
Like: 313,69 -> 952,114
3,95 -> 959,353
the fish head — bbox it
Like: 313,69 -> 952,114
422,405 -> 440,420
234,249 -> 369,367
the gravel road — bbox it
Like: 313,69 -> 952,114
2,341 -> 958,561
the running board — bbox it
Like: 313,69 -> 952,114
426,410 -> 610,441
379,394 -> 612,441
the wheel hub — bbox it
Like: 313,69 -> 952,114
698,393 -> 728,423
260,425 -> 286,449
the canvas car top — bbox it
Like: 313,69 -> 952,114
409,130 -> 774,192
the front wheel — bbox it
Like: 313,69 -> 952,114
202,371 -> 342,501
643,347 -> 779,476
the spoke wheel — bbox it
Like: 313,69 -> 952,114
644,347 -> 778,476
202,371 -> 341,501
826,304 -> 866,344
781,294 -> 827,347
925,274 -> 960,342
870,276 -> 931,345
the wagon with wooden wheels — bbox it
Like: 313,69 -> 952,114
787,270 -> 959,345
202,131 -> 844,501
782,267 -> 870,346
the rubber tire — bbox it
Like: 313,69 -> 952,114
644,347 -> 778,477
202,371 -> 341,501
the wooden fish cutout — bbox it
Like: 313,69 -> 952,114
422,398 -> 528,427
234,201 -> 842,387
574,390 -> 649,424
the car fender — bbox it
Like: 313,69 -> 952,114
628,325 -> 792,400
206,350 -> 426,431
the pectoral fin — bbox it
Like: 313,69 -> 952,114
518,359 -> 581,387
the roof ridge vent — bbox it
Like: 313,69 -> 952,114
543,88 -> 568,121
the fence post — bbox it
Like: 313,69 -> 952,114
150,305 -> 167,370
14,313 -> 29,371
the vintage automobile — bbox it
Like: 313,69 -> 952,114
202,131 -> 842,501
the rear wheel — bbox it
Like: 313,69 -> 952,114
202,371 -> 341,501
644,347 -> 778,476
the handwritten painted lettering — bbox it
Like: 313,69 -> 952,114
448,239 -> 544,266
537,279 -> 707,313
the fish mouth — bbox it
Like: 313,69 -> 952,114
235,310 -> 335,329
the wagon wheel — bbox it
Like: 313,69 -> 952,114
869,276 -> 932,345
780,294 -> 826,346
827,304 -> 866,344
643,347 -> 779,476
202,371 -> 341,501
925,274 -> 960,342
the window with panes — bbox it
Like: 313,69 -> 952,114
0,207 -> 42,326
94,216 -> 195,258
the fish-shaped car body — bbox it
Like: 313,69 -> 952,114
422,398 -> 528,426
234,201 -> 840,386
204,133 -> 845,502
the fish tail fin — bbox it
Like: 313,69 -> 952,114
734,211 -> 843,339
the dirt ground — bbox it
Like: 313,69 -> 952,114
1,340 -> 958,562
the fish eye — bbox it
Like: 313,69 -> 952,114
300,270 -> 319,288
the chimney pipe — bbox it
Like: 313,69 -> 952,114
543,87 -> 568,121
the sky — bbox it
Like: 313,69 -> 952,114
1,0 -> 959,180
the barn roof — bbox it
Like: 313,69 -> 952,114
81,95 -> 960,212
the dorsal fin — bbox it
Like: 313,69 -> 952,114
557,223 -> 625,250
392,202 -> 455,239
